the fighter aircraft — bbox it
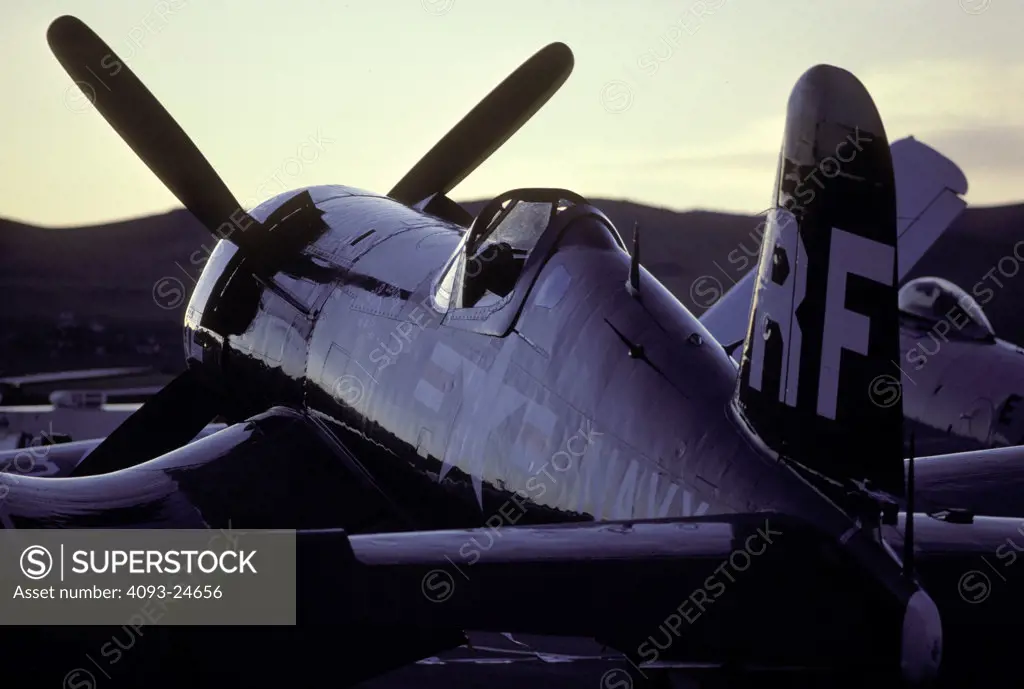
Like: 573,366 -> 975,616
6,14 -> 1024,689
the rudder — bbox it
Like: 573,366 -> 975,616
734,64 -> 904,498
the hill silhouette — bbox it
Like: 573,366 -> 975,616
4,198 -> 1024,373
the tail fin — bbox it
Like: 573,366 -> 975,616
734,64 -> 904,497
891,136 -> 968,276
701,136 -> 967,361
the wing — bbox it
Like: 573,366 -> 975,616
0,366 -> 157,404
912,445 -> 1024,518
700,137 -> 968,357
303,515 -> 923,680
300,512 -> 1024,686
0,423 -> 227,478
0,405 -> 466,687
0,366 -> 153,387
0,406 -> 1016,687
0,408 -> 414,529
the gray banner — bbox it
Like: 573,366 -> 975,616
0,528 -> 295,625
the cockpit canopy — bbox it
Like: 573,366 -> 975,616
898,276 -> 995,341
435,188 -> 588,310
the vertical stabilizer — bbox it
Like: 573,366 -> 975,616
734,64 -> 904,497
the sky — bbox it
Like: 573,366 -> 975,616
1,0 -> 1022,226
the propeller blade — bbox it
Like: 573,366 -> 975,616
46,15 -> 256,241
70,368 -> 221,476
388,42 -> 574,206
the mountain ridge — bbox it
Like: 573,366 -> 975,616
4,197 -> 1024,342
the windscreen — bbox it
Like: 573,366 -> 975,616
474,200 -> 554,253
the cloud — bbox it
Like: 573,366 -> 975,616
617,58 -> 1024,210
859,59 -> 1024,133
647,57 -> 1024,159
922,125 -> 1024,172
646,150 -> 776,171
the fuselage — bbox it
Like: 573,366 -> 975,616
901,324 -> 1024,454
180,185 -> 833,535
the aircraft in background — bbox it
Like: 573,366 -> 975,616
0,370 -> 209,450
0,422 -> 225,472
896,276 -> 1024,453
45,385 -> 163,408
0,368 -> 167,449
7,14 -> 1024,688
700,143 -> 1024,454
0,365 -> 154,404
0,389 -> 219,451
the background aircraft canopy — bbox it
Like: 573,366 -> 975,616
898,276 -> 995,341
